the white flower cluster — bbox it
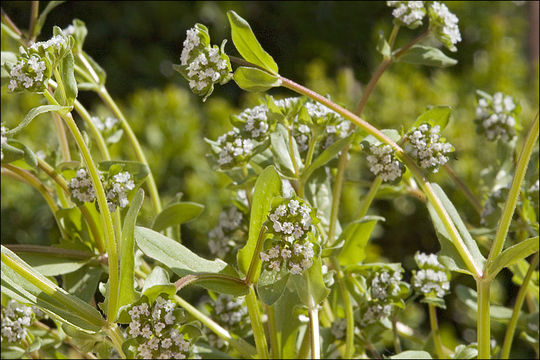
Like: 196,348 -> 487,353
208,206 -> 245,258
127,297 -> 192,359
428,2 -> 461,51
69,168 -> 97,203
91,116 -> 118,132
212,294 -> 249,329
1,126 -> 7,161
359,303 -> 393,327
475,92 -> 518,142
370,270 -> 404,300
412,252 -> 451,299
1,300 -> 34,343
29,34 -> 68,52
105,171 -> 135,212
405,123 -> 454,173
7,55 -> 48,93
179,24 -> 231,99
260,198 -> 318,275
238,105 -> 270,141
330,318 -> 347,340
216,130 -> 255,168
366,144 -> 403,182
387,1 -> 426,28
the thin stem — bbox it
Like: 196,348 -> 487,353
304,133 -> 317,169
357,176 -> 383,218
477,278 -> 491,359
244,226 -> 267,285
428,304 -> 444,359
1,8 -> 23,40
333,257 -> 355,359
500,252 -> 539,358
392,30 -> 430,58
308,306 -> 321,359
98,87 -> 163,215
78,51 -> 101,84
388,24 -> 400,49
265,304 -> 280,359
443,164 -> 483,215
246,285 -> 269,359
328,144 -> 349,245
392,316 -> 402,354
354,58 -> 392,114
53,68 -> 67,104
28,1 -> 38,42
173,294 -> 257,358
104,324 -> 127,359
43,90 -> 119,323
279,76 -> 483,277
487,115 -> 539,267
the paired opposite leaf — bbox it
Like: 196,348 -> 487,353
413,106 -> 452,130
233,66 -> 281,92
337,216 -> 385,266
152,201 -> 204,233
227,10 -> 279,74
6,105 -> 71,136
487,236 -> 539,280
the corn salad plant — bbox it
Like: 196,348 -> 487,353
1,1 -> 538,359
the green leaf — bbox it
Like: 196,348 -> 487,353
227,10 -> 279,74
302,133 -> 353,182
270,127 -> 296,177
4,140 -> 38,170
58,50 -> 78,106
391,350 -> 433,359
397,45 -> 457,67
274,280 -> 302,359
361,129 -> 402,147
487,237 -> 539,279
257,267 -> 290,305
0,142 -> 25,164
452,344 -> 478,359
98,160 -> 149,182
337,216 -> 385,266
135,226 -> 245,295
80,51 -> 106,85
292,257 -> 330,308
175,273 -> 248,296
233,66 -> 281,92
237,166 -> 282,277
1,246 -> 104,332
427,184 -> 485,275
117,189 -> 144,313
5,105 -> 71,136
376,31 -> 391,59
152,201 -> 204,232
17,253 -> 89,276
63,265 -> 103,303
412,106 -> 452,130
141,266 -> 177,303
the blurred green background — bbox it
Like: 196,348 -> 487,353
1,1 -> 538,356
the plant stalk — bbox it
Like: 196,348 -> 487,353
358,175 -> 382,218
477,278 -> 491,359
428,304 -> 444,359
308,306 -> 321,359
246,285 -> 269,359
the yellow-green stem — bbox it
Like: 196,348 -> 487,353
500,252 -> 539,358
308,306 -> 320,359
246,285 -> 269,359
43,90 -> 119,323
333,257 -> 355,358
245,226 -> 267,286
265,304 -> 280,359
358,176 -> 383,218
327,144 -> 349,245
105,324 -> 127,359
428,304 -> 444,359
477,278 -> 491,359
53,112 -> 72,162
98,87 -> 163,215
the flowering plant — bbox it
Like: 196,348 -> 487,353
1,2 -> 538,360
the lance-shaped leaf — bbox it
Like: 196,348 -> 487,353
141,266 -> 177,303
152,201 -> 204,232
237,166 -> 282,277
57,50 -> 78,106
233,66 -> 281,92
337,216 -> 385,266
396,45 -> 457,68
227,10 -> 279,74
135,226 -> 247,295
301,133 -> 353,182
412,106 -> 452,130
1,246 -> 105,332
6,105 -> 71,136
292,257 -> 330,308
487,236 -> 539,280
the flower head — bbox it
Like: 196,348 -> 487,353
6,54 -> 50,93
1,300 -> 35,343
208,206 -> 247,258
176,24 -> 232,101
475,91 -> 519,142
428,2 -> 461,52
214,129 -> 256,169
69,168 -> 97,204
387,1 -> 426,29
105,171 -> 135,212
404,123 -> 454,173
411,252 -> 451,299
365,143 -> 404,182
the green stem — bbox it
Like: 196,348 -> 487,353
1,9 -> 24,41
53,110 -> 71,162
43,90 -> 119,323
333,257 -> 355,359
27,1 -> 38,42
500,252 -> 539,358
265,304 -> 280,359
388,24 -> 400,49
428,304 -> 444,359
308,306 -> 320,359
52,67 -> 67,104
304,133 -> 317,169
279,76 -> 483,277
477,278 -> 491,359
104,324 -> 127,359
97,87 -> 163,215
327,144 -> 349,245
246,285 -> 269,359
392,316 -> 402,354
358,176 -> 382,218
486,115 -> 539,267
173,294 -> 257,358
